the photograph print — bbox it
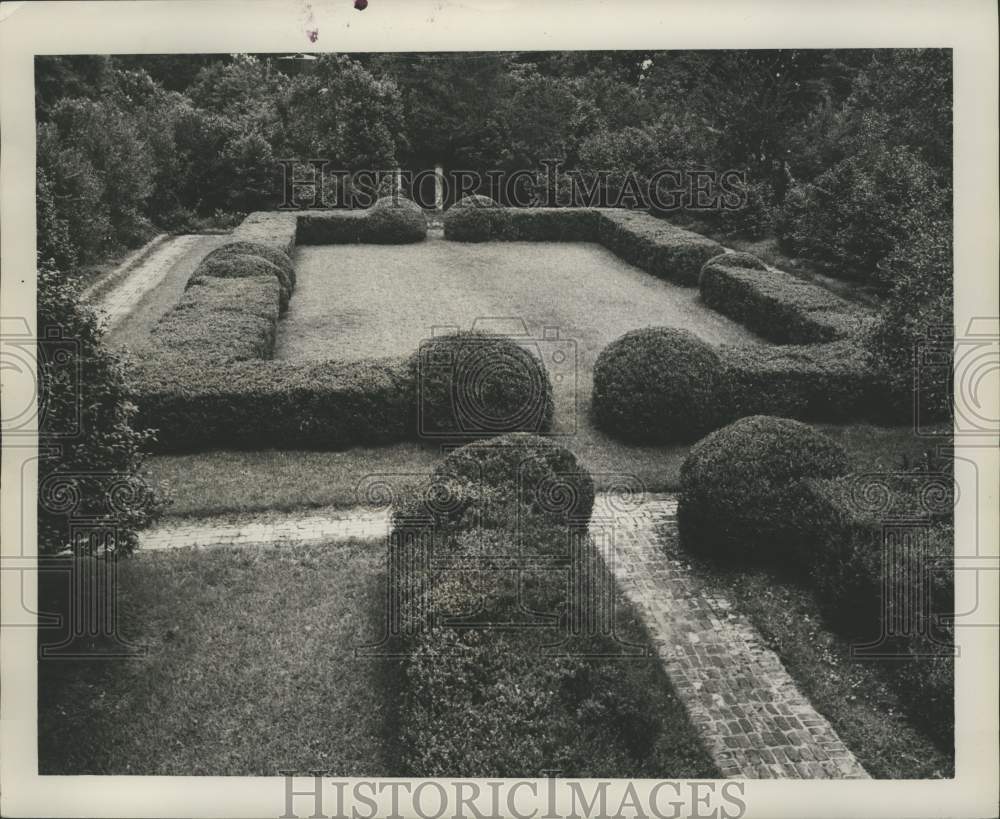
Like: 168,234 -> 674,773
25,41 -> 966,795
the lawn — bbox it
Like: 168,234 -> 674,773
38,537 -> 719,778
146,236 -> 746,516
38,540 -> 390,775
147,421 -> 949,517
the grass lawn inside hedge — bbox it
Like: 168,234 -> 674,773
38,541 -> 390,775
147,236 -> 764,516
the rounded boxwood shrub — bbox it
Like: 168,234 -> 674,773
202,241 -> 296,287
592,327 -> 723,443
677,415 -> 849,564
438,432 -> 595,527
698,251 -> 768,284
410,331 -> 554,440
193,255 -> 292,311
362,195 -> 427,244
443,194 -> 510,242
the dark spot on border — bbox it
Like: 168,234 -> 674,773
355,0 -> 368,9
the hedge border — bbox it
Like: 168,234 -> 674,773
441,205 -> 726,286
699,251 -> 871,344
133,207 -> 889,451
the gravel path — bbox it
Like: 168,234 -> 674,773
100,234 -> 229,350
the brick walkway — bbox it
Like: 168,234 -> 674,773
591,493 -> 869,779
95,235 -> 204,329
136,494 -> 868,778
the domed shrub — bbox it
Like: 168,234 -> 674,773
202,241 -> 296,287
193,255 -> 292,311
392,433 -> 593,545
699,251 -> 768,282
411,331 -> 554,440
362,195 -> 427,244
442,432 -> 594,527
443,195 -> 510,242
592,327 -> 723,443
677,415 -> 849,564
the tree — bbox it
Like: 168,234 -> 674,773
37,257 -> 164,555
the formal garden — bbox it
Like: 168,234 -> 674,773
35,50 -> 954,780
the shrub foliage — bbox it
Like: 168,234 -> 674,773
37,259 -> 163,554
443,195 -> 510,242
390,435 -> 715,778
410,331 -> 555,440
361,196 -> 428,244
592,327 -> 723,443
677,415 -> 849,563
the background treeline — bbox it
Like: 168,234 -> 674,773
36,50 -> 952,412
37,50 -> 951,278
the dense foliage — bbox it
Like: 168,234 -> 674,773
677,415 -> 850,563
37,50 -> 949,267
442,194 -> 510,242
592,327 -> 723,443
36,259 -> 163,554
677,419 -> 954,747
396,433 -> 596,530
409,331 -> 555,440
391,434 -> 716,778
362,196 -> 428,243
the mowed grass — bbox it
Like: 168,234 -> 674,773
148,421 -> 948,518
136,235 -> 948,518
150,237 -> 759,517
38,541 -> 390,775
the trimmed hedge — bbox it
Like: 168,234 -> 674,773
391,456 -> 715,778
592,327 -> 723,443
595,209 -> 725,286
677,415 -> 850,563
133,356 -> 412,452
361,196 -> 427,244
191,254 -> 293,312
295,203 -> 427,244
231,211 -> 297,257
791,476 -> 954,747
295,209 -> 367,244
420,433 -> 595,529
410,331 -> 554,440
147,276 -> 280,365
718,339 -> 880,423
699,252 -> 869,343
202,241 -> 296,287
443,195 -> 510,242
499,207 -> 599,242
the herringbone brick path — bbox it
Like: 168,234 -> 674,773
590,493 -> 869,779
